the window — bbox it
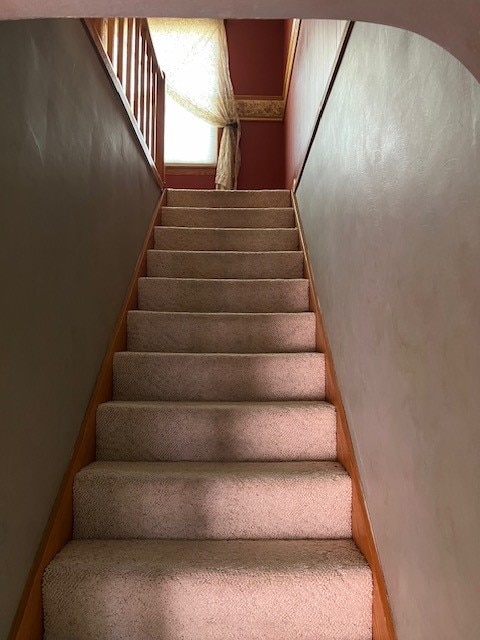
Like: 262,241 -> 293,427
148,19 -> 230,169
164,94 -> 217,166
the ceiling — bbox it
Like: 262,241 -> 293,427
3,0 -> 480,84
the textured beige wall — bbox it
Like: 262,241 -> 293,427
296,22 -> 480,640
0,19 -> 159,638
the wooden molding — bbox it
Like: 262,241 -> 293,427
283,19 -> 301,103
235,94 -> 283,101
293,21 -> 354,190
292,191 -> 397,640
166,164 -> 216,176
82,19 -> 164,189
8,191 -> 166,640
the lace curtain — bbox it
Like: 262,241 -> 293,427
148,18 -> 240,190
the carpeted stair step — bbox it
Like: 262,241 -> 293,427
166,188 -> 292,208
43,539 -> 372,640
42,187 -> 373,638
96,400 -> 337,462
147,250 -> 303,279
138,278 -> 310,313
127,311 -> 316,353
113,352 -> 325,402
154,226 -> 299,251
161,207 -> 295,228
73,461 -> 351,540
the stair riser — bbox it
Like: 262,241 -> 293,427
113,353 -> 326,402
138,278 -> 310,313
162,208 -> 295,228
96,402 -> 337,462
73,465 -> 351,540
127,312 -> 316,353
147,251 -> 303,279
154,227 -> 299,251
43,540 -> 372,640
167,188 -> 292,208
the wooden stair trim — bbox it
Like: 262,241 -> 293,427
292,191 -> 397,640
8,190 -> 166,640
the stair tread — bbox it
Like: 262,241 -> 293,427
127,310 -> 316,353
100,399 -> 333,408
128,310 -> 315,317
166,188 -> 292,209
78,460 -> 347,477
148,249 -> 302,254
162,207 -> 295,229
113,352 -> 325,402
140,276 -> 308,282
137,276 -> 310,311
74,459 -> 351,540
154,227 -> 299,250
155,226 -> 298,230
44,539 -> 371,640
115,351 -> 323,358
147,251 -> 304,280
96,400 -> 337,462
46,537 -> 368,572
162,206 -> 295,211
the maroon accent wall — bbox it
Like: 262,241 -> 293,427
226,19 -> 284,96
238,121 -> 285,190
165,173 -> 215,189
167,19 -> 286,190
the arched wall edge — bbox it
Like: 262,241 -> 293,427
2,0 -> 480,85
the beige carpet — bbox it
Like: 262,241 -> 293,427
42,188 -> 372,639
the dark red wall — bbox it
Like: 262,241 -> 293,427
166,20 -> 286,190
238,121 -> 285,190
227,19 -> 284,96
165,173 -> 215,189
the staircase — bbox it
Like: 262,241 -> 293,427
42,189 -> 372,639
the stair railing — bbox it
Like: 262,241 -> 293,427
85,18 -> 165,184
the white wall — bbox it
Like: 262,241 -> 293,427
285,19 -> 347,187
296,22 -> 480,640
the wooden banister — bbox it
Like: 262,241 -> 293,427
85,17 -> 165,185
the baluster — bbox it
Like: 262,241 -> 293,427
156,72 -> 166,179
106,18 -> 115,64
116,18 -> 125,86
133,21 -> 142,121
99,18 -> 108,48
145,52 -> 153,155
141,36 -> 148,139
152,71 -> 158,162
125,18 -> 134,103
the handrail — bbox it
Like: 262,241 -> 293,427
86,18 -> 165,183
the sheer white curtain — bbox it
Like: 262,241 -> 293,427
148,18 -> 240,190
